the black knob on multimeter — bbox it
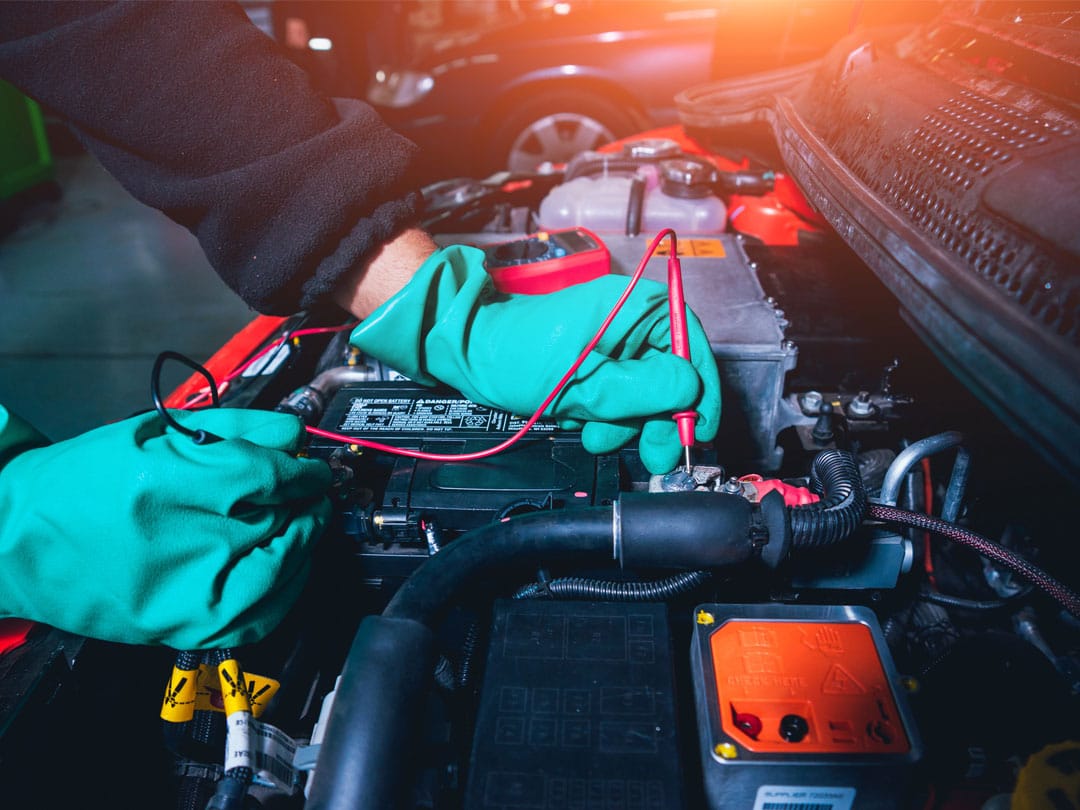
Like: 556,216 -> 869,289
481,228 -> 610,294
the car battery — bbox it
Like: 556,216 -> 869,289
444,232 -> 799,471
308,382 -> 619,573
465,599 -> 684,810
690,604 -> 920,810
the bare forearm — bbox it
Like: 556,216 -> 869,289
332,227 -> 438,318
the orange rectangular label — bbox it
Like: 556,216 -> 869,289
652,239 -> 726,258
710,620 -> 909,754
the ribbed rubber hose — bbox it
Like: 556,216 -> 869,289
789,450 -> 867,547
919,586 -> 1033,612
384,507 -> 615,625
514,570 -> 710,601
868,504 -> 1080,618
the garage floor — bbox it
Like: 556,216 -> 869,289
0,155 -> 255,441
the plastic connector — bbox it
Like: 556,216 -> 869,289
205,774 -> 248,810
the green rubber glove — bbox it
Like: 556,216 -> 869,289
0,406 -> 331,649
349,245 -> 720,473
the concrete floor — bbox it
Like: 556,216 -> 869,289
0,155 -> 256,441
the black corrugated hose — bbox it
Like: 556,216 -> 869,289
789,449 -> 868,548
868,503 -> 1080,618
919,585 -> 1033,612
513,570 -> 711,601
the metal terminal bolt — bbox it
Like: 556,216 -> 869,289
799,390 -> 823,415
720,477 -> 744,496
847,391 -> 875,418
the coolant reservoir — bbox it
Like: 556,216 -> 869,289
538,157 -> 726,235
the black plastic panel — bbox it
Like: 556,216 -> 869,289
466,600 -> 683,810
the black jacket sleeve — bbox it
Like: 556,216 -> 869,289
0,1 -> 422,315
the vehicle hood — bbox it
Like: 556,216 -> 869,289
677,5 -> 1080,480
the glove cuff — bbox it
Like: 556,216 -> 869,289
0,406 -> 50,473
348,244 -> 490,384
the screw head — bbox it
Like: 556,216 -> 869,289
847,391 -> 876,418
799,390 -> 824,415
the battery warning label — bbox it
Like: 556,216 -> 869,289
339,396 -> 558,435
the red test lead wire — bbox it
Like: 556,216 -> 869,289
665,239 -> 697,471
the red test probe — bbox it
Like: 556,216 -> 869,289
665,238 -> 697,471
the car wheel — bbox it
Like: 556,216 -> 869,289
488,91 -> 643,173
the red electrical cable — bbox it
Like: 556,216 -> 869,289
182,323 -> 357,409
921,457 -> 938,590
305,229 -> 680,462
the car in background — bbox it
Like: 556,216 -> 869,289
368,0 -> 939,181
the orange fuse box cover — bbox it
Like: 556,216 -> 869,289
709,618 -> 910,755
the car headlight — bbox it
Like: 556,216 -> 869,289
367,69 -> 435,108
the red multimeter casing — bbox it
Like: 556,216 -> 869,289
480,227 -> 610,294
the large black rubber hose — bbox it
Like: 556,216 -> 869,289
305,616 -> 436,810
868,503 -> 1080,618
514,570 -> 710,601
384,508 -> 615,625
789,450 -> 867,548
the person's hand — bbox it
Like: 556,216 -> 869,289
0,408 -> 331,649
348,245 -> 721,473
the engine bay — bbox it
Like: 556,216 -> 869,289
2,14 -> 1079,809
2,206 -> 1075,808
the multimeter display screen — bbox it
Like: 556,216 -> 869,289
491,240 -> 548,264
553,230 -> 597,253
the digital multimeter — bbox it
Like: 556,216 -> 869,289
480,227 -> 610,294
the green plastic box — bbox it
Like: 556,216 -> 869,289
0,79 -> 53,200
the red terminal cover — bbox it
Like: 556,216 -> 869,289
739,475 -> 820,507
0,618 -> 35,656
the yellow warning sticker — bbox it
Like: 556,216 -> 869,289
652,239 -> 726,258
189,664 -> 280,719
218,659 -> 253,716
160,666 -> 199,722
